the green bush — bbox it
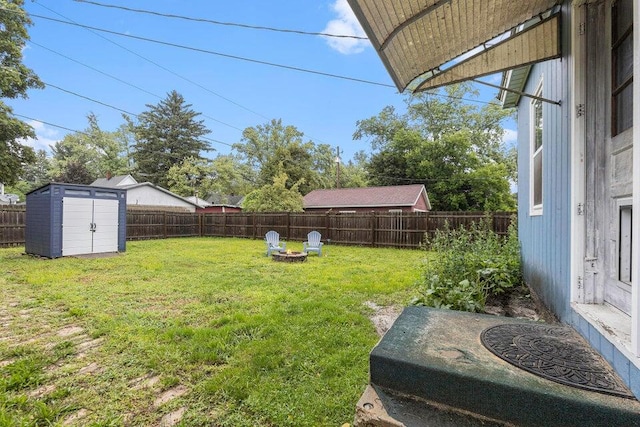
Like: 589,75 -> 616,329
411,216 -> 522,312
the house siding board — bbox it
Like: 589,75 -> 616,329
517,15 -> 572,321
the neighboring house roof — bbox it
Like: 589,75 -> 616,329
90,176 -> 200,210
0,194 -> 20,205
91,174 -> 138,188
185,196 -> 213,208
205,194 -> 244,207
303,184 -> 431,210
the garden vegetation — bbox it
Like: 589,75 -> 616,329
412,217 -> 522,312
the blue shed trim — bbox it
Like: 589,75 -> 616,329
26,183 -> 127,258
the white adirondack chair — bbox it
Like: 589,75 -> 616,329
303,231 -> 323,256
265,230 -> 286,256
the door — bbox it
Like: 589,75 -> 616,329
62,198 -> 94,256
62,198 -> 119,256
91,199 -> 119,254
583,0 -> 634,315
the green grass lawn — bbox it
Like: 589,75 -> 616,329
0,238 -> 426,426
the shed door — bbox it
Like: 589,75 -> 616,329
92,199 -> 119,254
62,198 -> 119,256
62,198 -> 94,256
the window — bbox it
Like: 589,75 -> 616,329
612,0 -> 633,136
530,81 -> 543,215
619,205 -> 632,284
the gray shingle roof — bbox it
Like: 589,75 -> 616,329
303,184 -> 428,209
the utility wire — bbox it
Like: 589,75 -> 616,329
23,5 -> 492,107
30,41 -> 245,132
31,41 -> 159,99
74,0 -> 369,40
44,81 -> 138,117
31,1 -> 271,121
25,12 -> 396,89
13,113 -> 90,136
42,81 -> 234,148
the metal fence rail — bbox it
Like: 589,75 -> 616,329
0,207 -> 515,249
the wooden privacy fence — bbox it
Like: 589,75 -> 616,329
1,206 -> 515,249
0,206 -> 26,247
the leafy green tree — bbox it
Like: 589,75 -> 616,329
338,151 -> 369,188
207,154 -> 255,197
52,161 -> 94,185
167,155 -> 254,198
20,148 -> 49,185
235,119 -> 332,194
132,91 -> 212,188
354,84 -> 515,211
0,0 -> 44,185
242,172 -> 304,212
50,113 -> 128,184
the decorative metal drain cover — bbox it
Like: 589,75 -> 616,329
480,323 -> 634,398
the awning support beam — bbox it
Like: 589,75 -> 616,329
472,78 -> 562,106
380,0 -> 452,51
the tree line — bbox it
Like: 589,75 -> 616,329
1,0 -> 516,212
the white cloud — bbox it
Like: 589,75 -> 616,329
502,128 -> 517,147
323,0 -> 369,55
20,120 -> 61,153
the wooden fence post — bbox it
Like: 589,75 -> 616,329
222,213 -> 227,237
424,211 -> 430,242
325,213 -> 330,242
371,212 -> 376,247
252,213 -> 257,239
163,212 -> 167,239
286,212 -> 290,239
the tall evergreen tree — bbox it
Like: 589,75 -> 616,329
0,0 -> 44,185
132,91 -> 211,188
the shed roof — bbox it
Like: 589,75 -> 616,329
346,0 -> 561,92
303,184 -> 430,209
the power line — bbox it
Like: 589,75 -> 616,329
31,1 -> 271,122
44,81 -> 138,116
74,0 -> 369,40
26,12 -> 396,89
29,41 -> 246,132
41,81 -> 234,148
31,41 -> 159,99
13,113 -> 90,136
23,5 -> 492,107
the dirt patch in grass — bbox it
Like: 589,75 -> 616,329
364,301 -> 402,337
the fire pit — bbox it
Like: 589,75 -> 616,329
272,251 -> 308,263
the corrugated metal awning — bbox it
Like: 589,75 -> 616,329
347,0 -> 562,93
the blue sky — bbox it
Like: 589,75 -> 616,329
10,0 -> 516,163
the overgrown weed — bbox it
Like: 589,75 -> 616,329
412,215 -> 522,312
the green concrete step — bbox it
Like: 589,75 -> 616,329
361,307 -> 640,427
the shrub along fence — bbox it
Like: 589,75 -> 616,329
0,206 -> 514,249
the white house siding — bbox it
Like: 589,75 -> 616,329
125,187 -> 196,212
